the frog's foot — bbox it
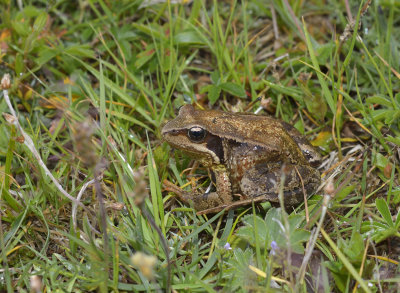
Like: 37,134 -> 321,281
163,180 -> 229,211
183,191 -> 226,211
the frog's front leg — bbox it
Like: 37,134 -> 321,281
182,166 -> 233,211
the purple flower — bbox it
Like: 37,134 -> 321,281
224,242 -> 232,250
270,241 -> 278,255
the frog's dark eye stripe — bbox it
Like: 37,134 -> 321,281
188,127 -> 207,142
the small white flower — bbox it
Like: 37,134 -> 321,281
224,242 -> 232,250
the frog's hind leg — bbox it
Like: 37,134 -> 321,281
240,164 -> 320,206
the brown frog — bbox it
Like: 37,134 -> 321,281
162,104 -> 321,213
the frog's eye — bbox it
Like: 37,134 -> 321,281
188,126 -> 207,142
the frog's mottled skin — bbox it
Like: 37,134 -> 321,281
162,104 -> 321,211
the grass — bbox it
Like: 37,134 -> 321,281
0,0 -> 400,292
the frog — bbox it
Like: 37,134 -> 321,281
162,104 -> 321,213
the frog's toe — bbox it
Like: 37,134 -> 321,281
194,192 -> 221,210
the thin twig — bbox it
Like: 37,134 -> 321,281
270,3 -> 279,40
295,180 -> 334,287
2,86 -> 88,212
277,166 -> 294,288
294,166 -> 309,223
281,0 -> 306,42
94,164 -> 109,270
72,178 -> 96,230
352,237 -> 370,293
344,0 -> 354,23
